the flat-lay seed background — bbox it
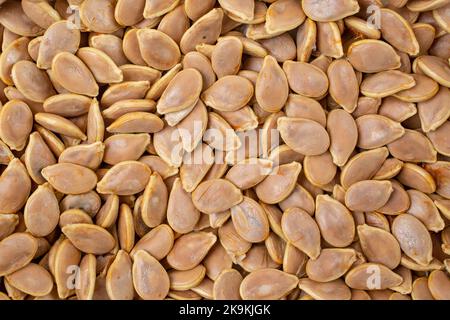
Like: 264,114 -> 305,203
0,0 -> 449,300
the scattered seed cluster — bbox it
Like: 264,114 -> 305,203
0,0 -> 449,301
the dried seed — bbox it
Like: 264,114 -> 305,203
97,161 -> 151,195
42,163 -> 97,195
240,269 -> 298,300
392,214 -> 433,266
278,117 -> 330,156
167,232 -> 217,270
132,250 -> 170,300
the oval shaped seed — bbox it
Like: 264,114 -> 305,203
240,269 -> 298,300
392,214 -> 433,266
105,250 -> 133,300
302,0 -> 359,22
230,196 -> 269,243
225,158 -> 273,190
77,47 -> 123,84
103,134 -> 149,165
341,147 -> 389,189
36,20 -> 80,69
306,249 -> 357,282
427,121 -> 450,156
317,21 -> 344,58
315,195 -> 355,248
202,243 -> 232,281
59,142 -> 104,170
417,55 -> 450,87
211,37 -> 243,78
377,179 -> 410,214
304,152 -> 337,187
79,0 -> 120,33
397,163 -> 436,194
52,238 -> 80,298
43,94 -> 91,118
167,232 -> 217,270
0,214 -> 18,241
356,115 -> 405,149
424,162 -> 450,199
212,268 -> 242,300
97,161 -> 151,196
62,223 -> 115,255
153,124 -> 184,167
266,0 -> 305,33
95,194 -> 119,229
388,129 -> 437,163
278,184 -> 314,215
380,8 -> 420,55
42,163 -> 97,195
192,179 -> 243,214
345,180 -> 393,212
0,100 -> 33,151
281,207 -> 321,259
345,263 -> 403,290
0,1 -> 44,37
428,270 -> 450,300
285,94 -> 326,127
394,74 -> 439,103
106,112 -> 164,134
102,99 -> 156,120
278,117 -> 330,156
218,220 -> 251,261
139,172 -> 168,228
180,8 -> 224,54
0,233 -> 38,277
35,112 -> 86,141
407,190 -> 444,232
0,37 -> 31,85
132,250 -> 170,300
255,55 -> 289,112
327,59 -> 359,112
11,60 -> 55,103
255,162 -> 302,204
283,61 -> 328,98
327,109 -> 358,166
0,159 -> 31,214
24,183 -> 59,237
411,277 -> 434,300
52,52 -> 98,97
361,71 -> 416,98
418,86 -> 450,133
85,99 -> 102,145
358,224 -> 401,269
156,68 -> 202,114
347,40 -> 400,73
6,263 -> 53,297
117,203 -> 135,253
167,178 -> 200,234
75,254 -> 96,300
137,29 -> 181,71
131,224 -> 174,260
202,75 -> 254,112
